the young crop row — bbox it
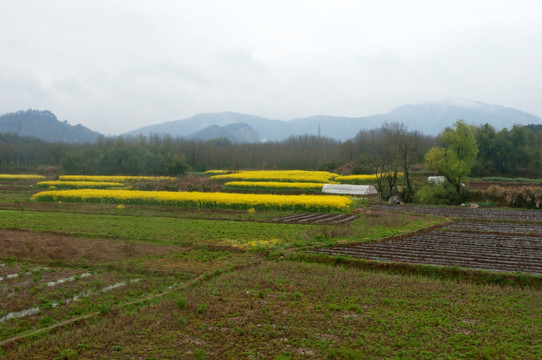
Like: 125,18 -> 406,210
58,175 -> 177,182
37,180 -> 126,189
31,189 -> 353,212
0,174 -> 45,180
224,181 -> 325,191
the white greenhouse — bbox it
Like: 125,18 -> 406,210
321,184 -> 378,196
427,176 -> 446,185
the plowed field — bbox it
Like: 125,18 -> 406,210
315,205 -> 542,274
374,204 -> 542,221
272,212 -> 358,224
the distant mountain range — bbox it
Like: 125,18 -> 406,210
187,122 -> 260,143
1,100 -> 541,144
124,99 -> 542,142
0,109 -> 101,143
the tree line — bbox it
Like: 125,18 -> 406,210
473,124 -> 542,176
0,123 -> 540,180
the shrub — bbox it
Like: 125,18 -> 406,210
415,183 -> 456,205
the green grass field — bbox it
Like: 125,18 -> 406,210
0,176 -> 540,359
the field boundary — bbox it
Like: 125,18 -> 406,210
291,253 -> 542,289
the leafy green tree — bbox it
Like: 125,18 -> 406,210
425,120 -> 478,203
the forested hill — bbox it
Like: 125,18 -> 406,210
0,109 -> 102,143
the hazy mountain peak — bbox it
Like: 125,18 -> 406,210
187,122 -> 260,143
122,100 -> 542,141
0,109 -> 101,143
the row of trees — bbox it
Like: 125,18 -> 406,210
0,133 -> 68,167
473,124 -> 542,176
0,122 -> 540,187
57,130 -> 436,181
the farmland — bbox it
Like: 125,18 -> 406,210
1,174 -> 541,359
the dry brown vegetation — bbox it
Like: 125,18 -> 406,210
487,185 -> 542,209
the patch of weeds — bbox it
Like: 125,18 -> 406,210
37,316 -> 55,327
113,345 -> 122,351
274,352 -> 292,360
175,296 -> 187,310
347,304 -> 363,314
195,348 -> 207,359
55,348 -> 77,360
91,279 -> 103,290
32,271 -> 42,282
76,344 -> 89,351
196,303 -> 208,314
42,299 -> 55,310
99,302 -> 112,315
381,298 -> 393,306
326,347 -> 363,359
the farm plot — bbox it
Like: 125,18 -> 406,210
373,204 -> 542,221
444,221 -> 542,235
315,210 -> 542,275
315,230 -> 542,274
272,212 -> 358,225
0,229 -> 262,343
0,259 -> 149,341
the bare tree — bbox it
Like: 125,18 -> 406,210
384,122 -> 421,202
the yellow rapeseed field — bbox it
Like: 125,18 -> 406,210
210,170 -> 339,183
58,175 -> 177,182
204,170 -> 233,175
37,180 -> 125,189
31,189 -> 352,212
0,174 -> 45,180
225,181 -> 325,191
335,172 -> 404,184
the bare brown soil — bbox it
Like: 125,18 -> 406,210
272,213 -> 358,225
316,206 -> 542,274
316,230 -> 542,274
374,204 -> 542,221
0,229 -> 182,264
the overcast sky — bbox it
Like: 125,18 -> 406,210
1,1 -> 541,134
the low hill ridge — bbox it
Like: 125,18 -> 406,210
124,99 -> 542,140
0,109 -> 101,143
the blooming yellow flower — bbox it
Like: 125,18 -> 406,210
335,172 -> 404,184
204,170 -> 232,175
211,170 -> 338,183
37,180 -> 125,189
0,174 -> 45,180
31,189 -> 352,212
58,175 -> 176,182
225,181 -> 325,191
